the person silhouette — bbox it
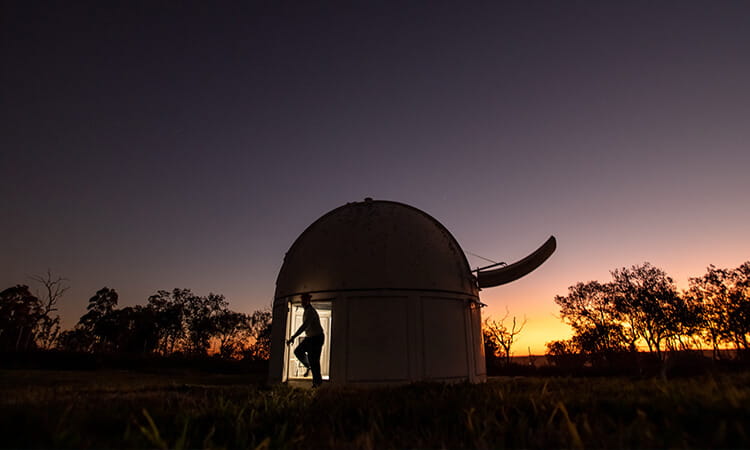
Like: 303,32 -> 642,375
287,293 -> 324,387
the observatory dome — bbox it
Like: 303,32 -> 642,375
270,199 -> 555,386
275,199 -> 478,299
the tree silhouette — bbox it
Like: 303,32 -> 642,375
483,309 -> 526,366
726,262 -> 750,354
147,289 -> 189,354
550,262 -> 711,369
4,280 -> 272,361
0,285 -> 44,351
687,263 -> 750,357
79,287 -> 119,352
611,263 -> 684,361
80,288 -> 118,327
545,339 -> 585,369
554,281 -> 628,356
104,305 -> 159,354
212,310 -> 273,360
213,310 -> 252,359
58,327 -> 95,353
243,309 -> 272,361
686,266 -> 728,358
483,328 -> 502,367
146,288 -> 237,356
184,292 -> 228,356
29,270 -> 69,349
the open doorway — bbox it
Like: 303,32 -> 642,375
285,300 -> 332,381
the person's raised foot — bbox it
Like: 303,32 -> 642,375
303,368 -> 310,377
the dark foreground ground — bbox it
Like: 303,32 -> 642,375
1,369 -> 748,449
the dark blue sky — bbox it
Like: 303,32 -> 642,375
3,1 -> 749,351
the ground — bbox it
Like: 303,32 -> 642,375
1,369 -> 748,449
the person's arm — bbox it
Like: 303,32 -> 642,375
287,309 -> 310,344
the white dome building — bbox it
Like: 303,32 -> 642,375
268,199 -> 555,385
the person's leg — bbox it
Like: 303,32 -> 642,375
294,339 -> 311,373
308,335 -> 324,386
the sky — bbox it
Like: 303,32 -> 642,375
2,1 -> 749,354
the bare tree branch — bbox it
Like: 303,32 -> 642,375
484,307 -> 527,365
29,269 -> 69,349
30,269 -> 69,314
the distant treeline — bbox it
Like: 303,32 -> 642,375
4,261 -> 749,372
545,262 -> 750,369
0,280 -> 270,360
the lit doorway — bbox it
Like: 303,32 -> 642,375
285,301 -> 332,381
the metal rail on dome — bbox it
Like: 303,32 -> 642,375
471,261 -> 507,273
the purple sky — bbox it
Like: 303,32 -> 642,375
2,1 -> 749,353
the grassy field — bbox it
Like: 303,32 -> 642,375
1,369 -> 748,449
